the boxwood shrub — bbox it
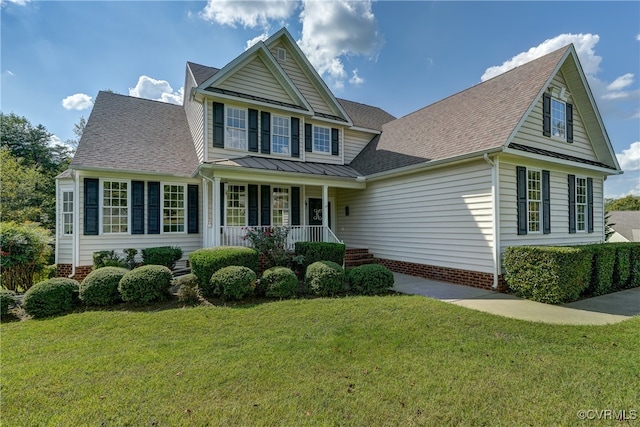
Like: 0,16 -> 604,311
79,267 -> 129,306
261,266 -> 298,299
22,278 -> 80,318
503,246 -> 591,304
118,265 -> 172,305
305,261 -> 345,297
189,246 -> 259,286
208,266 -> 256,300
348,264 -> 395,296
0,289 -> 16,315
295,242 -> 345,273
141,246 -> 183,270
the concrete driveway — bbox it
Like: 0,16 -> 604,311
392,273 -> 640,325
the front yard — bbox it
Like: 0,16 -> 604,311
2,295 -> 638,425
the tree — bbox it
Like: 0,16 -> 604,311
605,195 -> 640,211
0,148 -> 48,224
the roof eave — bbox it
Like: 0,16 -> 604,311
69,164 -> 198,179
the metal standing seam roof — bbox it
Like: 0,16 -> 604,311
206,156 -> 362,178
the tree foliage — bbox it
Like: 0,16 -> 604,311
605,195 -> 640,211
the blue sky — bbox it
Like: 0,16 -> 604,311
2,1 -> 638,197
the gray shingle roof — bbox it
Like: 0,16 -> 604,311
71,91 -> 199,177
608,211 -> 640,242
187,61 -> 219,86
350,46 -> 571,175
208,156 -> 361,178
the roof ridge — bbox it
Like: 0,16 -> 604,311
97,90 -> 183,108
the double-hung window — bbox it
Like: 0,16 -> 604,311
226,107 -> 247,150
226,185 -> 246,226
313,126 -> 330,153
102,180 -> 128,234
551,99 -> 566,140
527,170 -> 542,233
272,115 -> 290,155
575,177 -> 587,232
516,167 -> 550,235
62,191 -> 74,235
272,187 -> 290,226
163,184 -> 186,233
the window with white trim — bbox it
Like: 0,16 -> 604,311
226,107 -> 247,150
163,184 -> 186,233
551,99 -> 566,140
313,126 -> 330,153
226,184 -> 246,226
62,191 -> 73,235
575,177 -> 587,232
527,170 -> 541,233
102,181 -> 128,234
272,115 -> 290,154
272,187 -> 289,226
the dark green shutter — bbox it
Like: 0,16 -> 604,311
587,178 -> 594,233
516,166 -> 527,235
84,178 -> 99,235
291,187 -> 300,225
212,102 -> 224,148
542,170 -> 551,234
260,185 -> 270,226
132,181 -> 145,234
305,123 -> 312,152
291,117 -> 300,158
331,128 -> 339,156
566,103 -> 574,143
542,93 -> 551,137
188,184 -> 198,234
261,111 -> 270,154
568,175 -> 576,234
248,184 -> 259,226
248,109 -> 259,152
148,181 -> 160,234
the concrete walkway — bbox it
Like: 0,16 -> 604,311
392,273 -> 640,325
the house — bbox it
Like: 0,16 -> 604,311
55,28 -> 622,290
607,211 -> 640,242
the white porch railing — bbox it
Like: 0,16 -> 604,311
220,225 -> 342,249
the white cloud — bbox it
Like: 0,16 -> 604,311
129,76 -> 183,105
616,141 -> 640,172
606,73 -> 634,91
6,70 -> 15,77
636,34 -> 640,42
62,93 -> 93,110
245,32 -> 269,50
200,0 -> 297,28
349,69 -> 364,86
298,0 -> 383,88
0,0 -> 30,6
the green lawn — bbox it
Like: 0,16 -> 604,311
2,295 -> 639,426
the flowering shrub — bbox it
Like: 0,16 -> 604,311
243,226 -> 290,269
0,221 -> 52,291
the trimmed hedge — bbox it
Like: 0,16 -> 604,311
79,267 -> 129,306
305,261 -> 345,297
295,242 -> 345,273
503,246 -> 591,304
142,246 -> 183,270
1,289 -> 16,315
22,278 -> 80,318
583,244 -> 615,297
611,243 -> 632,291
209,266 -> 256,300
261,266 -> 298,299
189,247 -> 259,286
348,264 -> 394,296
630,244 -> 640,288
118,265 -> 172,305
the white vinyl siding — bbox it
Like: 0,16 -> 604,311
184,71 -> 204,162
344,129 -> 376,164
337,161 -> 495,274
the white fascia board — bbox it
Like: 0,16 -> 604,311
349,126 -> 381,135
501,147 -> 622,175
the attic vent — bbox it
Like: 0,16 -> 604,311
276,47 -> 287,62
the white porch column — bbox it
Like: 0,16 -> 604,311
213,177 -> 221,246
322,184 -> 329,241
202,178 -> 209,248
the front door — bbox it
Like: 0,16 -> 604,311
308,198 -> 331,227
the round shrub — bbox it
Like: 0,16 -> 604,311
118,265 -> 172,305
22,278 -> 80,318
209,266 -> 256,300
262,266 -> 298,299
348,264 -> 394,295
1,289 -> 16,315
79,267 -> 129,306
305,261 -> 345,297
189,247 -> 259,286
174,273 -> 202,305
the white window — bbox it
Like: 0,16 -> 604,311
226,184 -> 246,226
226,107 -> 247,150
576,177 -> 587,232
272,187 -> 289,226
163,184 -> 186,233
313,126 -> 330,153
62,191 -> 73,235
272,115 -> 290,155
102,181 -> 128,234
551,99 -> 566,140
527,170 -> 541,233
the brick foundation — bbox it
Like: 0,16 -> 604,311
56,264 -> 93,283
377,258 -> 508,292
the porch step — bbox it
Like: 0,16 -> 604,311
344,248 -> 376,268
172,259 -> 191,278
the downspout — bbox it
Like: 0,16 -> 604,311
71,170 -> 79,278
484,153 -> 500,289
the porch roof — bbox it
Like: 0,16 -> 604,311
203,156 -> 362,178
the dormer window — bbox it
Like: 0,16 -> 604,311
226,107 -> 247,150
542,92 -> 573,143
